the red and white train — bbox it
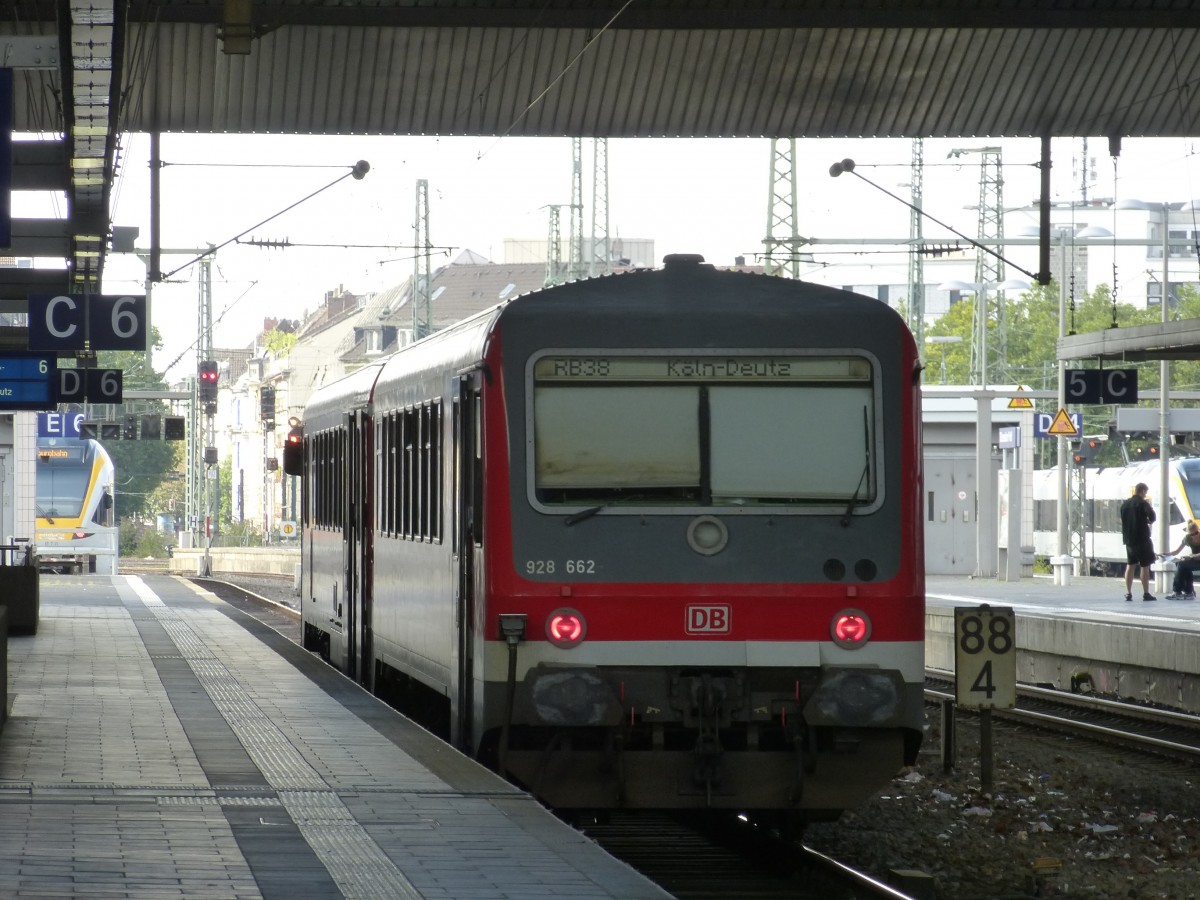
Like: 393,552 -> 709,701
285,254 -> 925,820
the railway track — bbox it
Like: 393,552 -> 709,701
927,668 -> 1200,764
578,811 -> 918,900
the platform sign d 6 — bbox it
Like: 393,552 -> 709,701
954,605 -> 1016,709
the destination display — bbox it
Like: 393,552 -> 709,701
534,354 -> 871,383
0,353 -> 55,411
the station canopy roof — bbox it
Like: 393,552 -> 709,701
4,1 -> 1200,352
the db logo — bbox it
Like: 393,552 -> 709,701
686,605 -> 731,634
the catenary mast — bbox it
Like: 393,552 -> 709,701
763,139 -> 801,278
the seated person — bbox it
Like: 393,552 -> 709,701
1165,520 -> 1200,599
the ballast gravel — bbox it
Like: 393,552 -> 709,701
803,715 -> 1200,900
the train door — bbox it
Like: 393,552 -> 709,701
449,374 -> 482,749
344,410 -> 373,688
924,456 -> 976,575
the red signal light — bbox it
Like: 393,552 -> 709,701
545,608 -> 587,649
830,609 -> 872,649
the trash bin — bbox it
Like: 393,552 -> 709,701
0,541 -> 40,636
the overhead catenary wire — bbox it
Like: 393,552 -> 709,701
158,161 -> 371,281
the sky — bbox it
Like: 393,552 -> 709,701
13,132 -> 1200,379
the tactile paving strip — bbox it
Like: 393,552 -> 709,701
127,576 -> 423,899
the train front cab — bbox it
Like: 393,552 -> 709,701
473,269 -> 926,818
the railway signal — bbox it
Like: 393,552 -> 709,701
1071,438 -> 1102,466
260,386 -> 276,425
122,414 -> 137,440
198,360 -> 219,415
282,417 -> 303,475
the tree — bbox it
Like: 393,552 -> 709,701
262,329 -> 297,356
926,280 -> 1192,467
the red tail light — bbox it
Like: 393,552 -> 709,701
545,608 -> 587,649
830,609 -> 871,649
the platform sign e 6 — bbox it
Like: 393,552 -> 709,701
38,411 -> 84,439
954,605 -> 1016,709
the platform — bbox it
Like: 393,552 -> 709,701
927,573 -> 1200,712
0,574 -> 670,900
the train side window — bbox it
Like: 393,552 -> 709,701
472,393 -> 483,547
322,430 -> 336,529
313,433 -> 320,527
1033,498 -> 1055,530
384,413 -> 397,535
419,404 -> 429,540
377,417 -> 386,534
92,490 -> 113,527
402,407 -> 415,538
430,401 -> 443,542
315,433 -> 324,527
325,431 -> 333,528
335,430 -> 345,529
322,431 -> 330,529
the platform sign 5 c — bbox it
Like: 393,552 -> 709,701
954,605 -> 1016,709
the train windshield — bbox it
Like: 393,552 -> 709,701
530,354 -> 877,508
35,443 -> 92,518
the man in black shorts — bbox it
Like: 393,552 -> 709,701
1120,481 -> 1157,601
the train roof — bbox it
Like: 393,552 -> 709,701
303,361 -> 386,432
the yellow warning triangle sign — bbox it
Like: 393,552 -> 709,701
1008,385 -> 1034,409
1047,408 -> 1079,437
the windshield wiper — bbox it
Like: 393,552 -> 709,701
37,505 -> 54,524
564,504 -> 607,526
840,463 -> 870,527
841,406 -> 872,528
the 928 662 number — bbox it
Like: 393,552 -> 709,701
524,559 -> 597,576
